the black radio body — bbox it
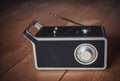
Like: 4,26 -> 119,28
23,20 -> 107,70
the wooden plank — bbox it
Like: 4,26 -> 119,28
0,54 -> 65,81
103,2 -> 120,37
103,2 -> 120,81
0,1 -> 58,75
39,0 -> 118,26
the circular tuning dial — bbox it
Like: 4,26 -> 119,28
74,43 -> 98,65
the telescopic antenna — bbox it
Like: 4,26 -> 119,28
47,12 -> 84,26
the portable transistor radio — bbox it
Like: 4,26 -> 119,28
23,12 -> 107,70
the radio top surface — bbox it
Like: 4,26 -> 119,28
35,26 -> 106,37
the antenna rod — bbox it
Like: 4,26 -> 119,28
47,12 -> 84,26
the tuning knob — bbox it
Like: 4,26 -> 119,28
74,43 -> 98,65
53,27 -> 59,36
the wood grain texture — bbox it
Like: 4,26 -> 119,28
0,0 -> 120,81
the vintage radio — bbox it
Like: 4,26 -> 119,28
23,13 -> 107,70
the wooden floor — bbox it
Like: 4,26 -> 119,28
0,0 -> 120,81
